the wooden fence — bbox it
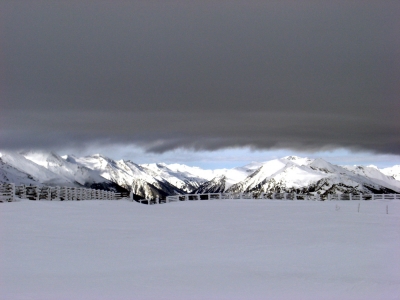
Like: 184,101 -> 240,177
0,183 -> 15,202
0,183 -> 127,202
162,192 -> 400,205
3,184 -> 399,204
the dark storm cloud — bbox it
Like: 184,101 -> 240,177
1,1 -> 399,153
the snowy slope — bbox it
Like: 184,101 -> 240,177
72,154 -> 186,199
22,151 -> 114,186
226,157 -> 400,195
195,175 -> 228,193
196,157 -> 304,193
0,157 -> 42,186
67,154 -> 141,187
194,161 -> 267,193
123,160 -> 187,198
381,165 -> 400,181
194,168 -> 252,193
164,163 -> 222,181
342,165 -> 400,192
139,163 -> 206,192
227,157 -> 321,194
180,156 -> 400,196
228,162 -> 321,193
0,151 -> 128,193
0,151 -> 76,186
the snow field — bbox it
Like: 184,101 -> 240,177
1,199 -> 399,300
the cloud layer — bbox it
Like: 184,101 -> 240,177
1,1 -> 399,154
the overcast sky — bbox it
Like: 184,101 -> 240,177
1,1 -> 399,167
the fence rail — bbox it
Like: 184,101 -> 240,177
0,183 -> 128,202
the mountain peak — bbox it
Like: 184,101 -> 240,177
367,165 -> 379,169
308,158 -> 337,173
20,150 -> 65,168
285,155 -> 303,161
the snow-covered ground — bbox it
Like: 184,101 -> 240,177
1,199 -> 399,300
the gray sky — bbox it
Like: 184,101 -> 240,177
1,1 -> 399,159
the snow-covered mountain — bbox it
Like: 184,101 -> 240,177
0,155 -> 43,186
342,165 -> 400,192
21,151 -> 116,187
0,151 -> 128,193
0,151 -> 75,186
68,154 -> 190,199
195,156 -> 310,193
195,156 -> 400,196
194,163 -> 258,193
1,151 -> 399,199
381,165 -> 400,181
139,163 -> 206,193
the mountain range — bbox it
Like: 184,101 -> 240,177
1,151 -> 399,199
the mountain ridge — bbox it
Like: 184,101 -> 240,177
1,151 -> 399,199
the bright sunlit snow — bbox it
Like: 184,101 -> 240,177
1,199 -> 399,300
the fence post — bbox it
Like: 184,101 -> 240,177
11,183 -> 15,202
54,186 -> 60,200
349,193 -> 352,201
